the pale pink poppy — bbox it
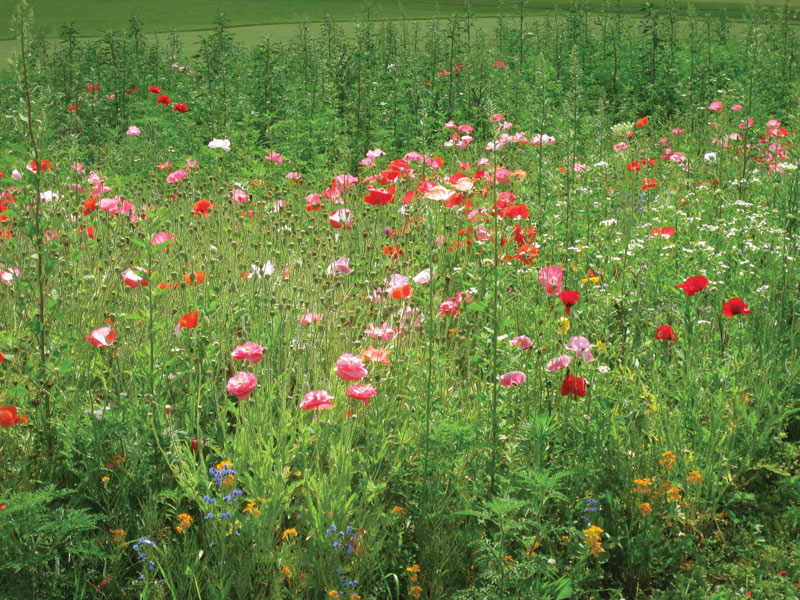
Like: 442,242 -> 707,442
166,169 -> 187,183
300,312 -> 323,325
413,269 -> 431,285
0,264 -> 20,286
538,265 -> 563,295
231,342 -> 265,364
386,273 -> 409,289
364,322 -> 396,341
186,158 -> 199,170
499,371 -> 526,387
334,354 -> 369,381
546,354 -> 572,371
443,120 -> 457,129
208,138 -> 231,152
122,266 -> 149,289
227,371 -> 258,401
99,197 -> 121,215
613,142 -> 628,152
151,232 -> 175,249
11,169 -> 22,180
510,335 -> 533,350
708,101 -> 723,111
457,124 -> 474,134
300,390 -> 334,411
565,336 -> 594,363
730,104 -> 743,111
423,185 -> 457,202
265,151 -> 283,164
327,257 -> 352,276
126,125 -> 141,137
346,384 -> 377,406
672,128 -> 686,135
492,113 -> 504,122
87,326 -> 116,347
229,188 -> 250,204
285,172 -> 302,180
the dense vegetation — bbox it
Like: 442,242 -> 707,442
1,1 -> 800,598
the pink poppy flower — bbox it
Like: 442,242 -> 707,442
346,384 -> 377,406
731,104 -> 743,111
538,265 -> 563,295
151,232 -> 175,249
327,257 -> 353,276
229,188 -> 250,204
565,336 -> 594,363
300,390 -> 334,411
231,342 -> 265,364
0,264 -> 20,286
364,322 -> 397,341
227,371 -> 258,401
499,371 -> 526,387
708,101 -> 723,111
87,326 -> 117,347
122,266 -> 149,289
614,142 -> 628,152
413,268 -> 431,285
166,169 -> 187,183
546,354 -> 572,371
300,312 -> 323,325
11,169 -> 22,180
265,151 -> 283,164
126,125 -> 141,137
285,172 -> 302,180
334,354 -> 369,381
510,335 -> 533,350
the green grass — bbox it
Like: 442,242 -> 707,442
0,0 -> 793,41
1,3 -> 800,597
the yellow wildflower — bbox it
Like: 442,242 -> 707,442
688,470 -> 702,484
666,487 -> 682,503
328,591 -> 340,599
410,585 -> 423,599
503,555 -> 514,566
176,513 -> 193,534
216,460 -> 234,487
583,525 -> 605,558
281,566 -> 291,577
243,501 -> 260,516
109,528 -> 125,543
282,528 -> 298,541
406,564 -> 421,573
349,594 -> 361,600
633,478 -> 653,493
638,502 -> 652,516
660,451 -> 676,470
101,476 -> 110,484
391,506 -> 406,517
558,316 -> 570,334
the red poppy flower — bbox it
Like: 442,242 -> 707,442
382,245 -> 403,259
192,199 -> 212,216
28,159 -> 52,173
179,310 -> 199,329
148,85 -> 162,93
157,94 -> 171,106
559,290 -> 580,315
561,374 -> 587,397
363,187 -> 394,206
173,103 -> 189,113
655,325 -> 677,343
650,226 -> 676,239
0,405 -> 27,427
676,275 -> 709,296
500,203 -> 530,219
723,297 -> 750,317
67,104 -> 79,112
86,83 -> 100,92
641,178 -> 658,190
636,117 -> 648,127
390,284 -> 412,299
83,197 -> 96,215
183,271 -> 206,285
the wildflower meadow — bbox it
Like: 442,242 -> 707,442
1,0 -> 800,598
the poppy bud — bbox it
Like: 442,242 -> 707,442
191,438 -> 199,453
164,404 -> 173,417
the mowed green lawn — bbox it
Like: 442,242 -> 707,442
0,0 -> 793,66
0,0 -> 793,40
